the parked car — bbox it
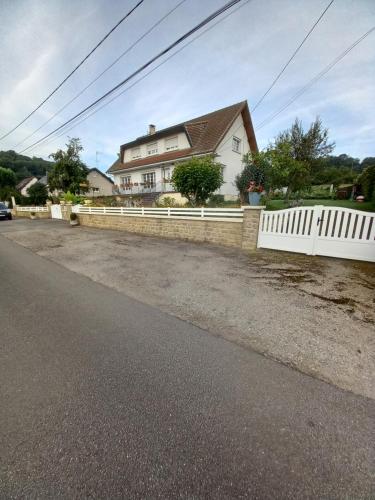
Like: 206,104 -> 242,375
0,203 -> 12,220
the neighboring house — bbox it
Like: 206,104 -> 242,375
16,176 -> 38,196
87,168 -> 114,197
107,101 -> 258,199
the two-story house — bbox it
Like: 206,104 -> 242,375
107,100 -> 258,201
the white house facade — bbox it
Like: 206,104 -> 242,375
107,101 -> 258,200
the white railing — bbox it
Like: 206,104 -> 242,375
73,205 -> 243,222
16,206 -> 49,212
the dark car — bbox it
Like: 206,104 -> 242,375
0,203 -> 12,220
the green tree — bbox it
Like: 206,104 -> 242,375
27,182 -> 48,205
270,117 -> 334,197
0,166 -> 17,188
48,138 -> 88,193
361,157 -> 375,170
171,156 -> 223,206
357,165 -> 375,201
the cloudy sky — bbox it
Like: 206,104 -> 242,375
0,0 -> 374,172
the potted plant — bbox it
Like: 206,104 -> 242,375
247,181 -> 264,205
30,211 -> 37,220
70,212 -> 79,226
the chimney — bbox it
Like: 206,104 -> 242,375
148,124 -> 156,135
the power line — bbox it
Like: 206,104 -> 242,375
19,0 -> 244,155
255,26 -> 375,130
0,0 -> 144,142
14,0 -> 187,149
24,0 -> 252,155
251,0 -> 334,112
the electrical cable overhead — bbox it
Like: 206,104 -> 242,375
19,0 -> 244,155
15,0 -> 187,149
255,26 -> 375,130
0,0 -> 145,142
251,0 -> 334,112
23,0 -> 252,155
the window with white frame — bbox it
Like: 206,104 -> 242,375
121,175 -> 132,187
232,136 -> 241,153
147,141 -> 158,155
131,147 -> 141,159
143,172 -> 155,186
165,136 -> 178,151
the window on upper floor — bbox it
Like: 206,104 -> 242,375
165,136 -> 178,151
147,141 -> 158,155
131,147 -> 141,159
232,136 -> 241,153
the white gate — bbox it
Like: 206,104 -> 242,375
257,205 -> 375,262
51,204 -> 63,220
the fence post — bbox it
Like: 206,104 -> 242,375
241,206 -> 262,251
168,207 -> 171,218
309,205 -> 323,255
142,207 -> 145,216
201,207 -> 204,218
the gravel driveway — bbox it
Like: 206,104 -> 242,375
2,219 -> 374,399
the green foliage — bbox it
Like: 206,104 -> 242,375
48,138 -> 88,194
0,150 -> 53,180
357,165 -> 375,201
269,117 -> 335,198
235,151 -> 268,202
0,166 -> 17,188
360,157 -> 375,170
171,156 -> 223,206
27,182 -> 48,205
62,191 -> 84,204
325,154 -> 361,171
70,212 -> 78,221
156,196 -> 185,207
311,166 -> 356,186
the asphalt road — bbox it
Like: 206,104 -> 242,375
0,229 -> 374,498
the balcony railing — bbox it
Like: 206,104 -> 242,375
113,180 -> 175,195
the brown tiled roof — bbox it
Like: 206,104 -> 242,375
108,101 -> 258,174
16,176 -> 36,191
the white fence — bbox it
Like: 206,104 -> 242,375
73,205 -> 244,222
16,206 -> 49,212
258,205 -> 375,262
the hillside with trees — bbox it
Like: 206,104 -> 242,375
0,150 -> 53,181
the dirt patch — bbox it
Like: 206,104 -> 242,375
3,219 -> 375,399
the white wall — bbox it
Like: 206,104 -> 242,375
215,114 -> 250,197
21,177 -> 38,196
123,132 -> 190,163
87,171 -> 113,196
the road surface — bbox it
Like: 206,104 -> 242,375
0,232 -> 374,498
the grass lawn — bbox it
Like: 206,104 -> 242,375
265,199 -> 375,212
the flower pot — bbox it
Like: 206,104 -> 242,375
248,192 -> 261,205
70,219 -> 79,226
30,214 -> 37,220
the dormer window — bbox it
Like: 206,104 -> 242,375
147,141 -> 158,155
165,136 -> 178,151
131,147 -> 141,159
232,136 -> 241,153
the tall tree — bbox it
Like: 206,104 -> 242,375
48,138 -> 88,194
270,117 -> 335,196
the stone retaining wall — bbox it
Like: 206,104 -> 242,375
14,209 -> 50,219
77,207 -> 262,250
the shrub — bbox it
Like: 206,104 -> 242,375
357,165 -> 375,201
70,212 -> 78,221
27,182 -> 48,205
171,156 -> 223,206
